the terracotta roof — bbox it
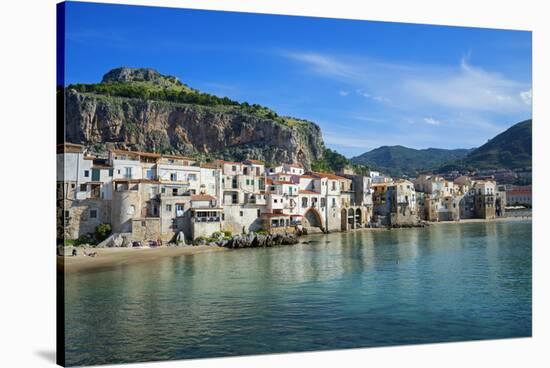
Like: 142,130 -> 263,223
273,180 -> 295,185
310,171 -> 347,180
191,195 -> 217,201
299,190 -> 319,195
244,159 -> 264,165
160,154 -> 195,161
266,178 -> 274,185
110,149 -> 161,158
299,174 -> 315,179
200,162 -> 219,169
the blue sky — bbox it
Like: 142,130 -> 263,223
62,1 -> 532,157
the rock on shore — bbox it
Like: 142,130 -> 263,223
219,232 -> 299,249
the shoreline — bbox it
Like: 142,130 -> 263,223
59,245 -> 227,274
426,216 -> 531,226
61,216 -> 531,274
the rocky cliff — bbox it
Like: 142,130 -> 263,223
64,67 -> 325,168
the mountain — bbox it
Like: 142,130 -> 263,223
63,67 -> 325,168
437,119 -> 532,172
351,146 -> 472,177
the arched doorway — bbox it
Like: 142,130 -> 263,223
304,208 -> 323,229
355,208 -> 362,227
341,209 -> 348,231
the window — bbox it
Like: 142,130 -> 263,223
108,169 -> 113,177
84,170 -> 89,177
222,213 -> 225,221
80,184 -> 87,192
71,183 -> 75,189
188,174 -> 197,181
141,221 -> 146,227
175,204 -> 185,217
274,199 -> 278,203
246,179 -> 250,185
89,209 -> 97,219
170,173 -> 177,181
232,193 -> 238,204
321,198 -> 326,208
302,197 -> 308,208
240,211 -> 244,217
172,188 -> 178,196
161,187 -> 166,194
124,167 -> 133,179
232,165 -> 237,172
166,204 -> 172,212
146,169 -> 154,179
257,209 -> 261,218
332,181 -> 336,191
332,198 -> 336,207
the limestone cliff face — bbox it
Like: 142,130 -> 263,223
64,89 -> 324,168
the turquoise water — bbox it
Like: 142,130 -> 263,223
64,221 -> 532,366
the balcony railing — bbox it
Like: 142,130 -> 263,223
192,216 -> 221,223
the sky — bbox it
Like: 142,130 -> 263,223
62,1 -> 532,157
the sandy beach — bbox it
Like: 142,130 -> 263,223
59,245 -> 227,273
60,216 -> 531,273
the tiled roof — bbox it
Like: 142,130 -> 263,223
273,180 -> 295,185
310,171 -> 348,180
299,190 -> 318,195
244,159 -> 264,165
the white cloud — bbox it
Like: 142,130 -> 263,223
338,90 -> 349,96
423,117 -> 442,126
520,89 -> 532,105
281,50 -> 531,121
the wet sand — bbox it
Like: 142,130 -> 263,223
59,245 -> 227,273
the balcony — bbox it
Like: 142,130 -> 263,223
192,216 -> 221,223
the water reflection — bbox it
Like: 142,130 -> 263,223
64,221 -> 532,366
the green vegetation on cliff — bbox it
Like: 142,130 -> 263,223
312,148 -> 370,175
65,67 -> 324,168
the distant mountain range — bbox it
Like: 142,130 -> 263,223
351,146 -> 473,177
351,119 -> 532,177
437,119 -> 532,173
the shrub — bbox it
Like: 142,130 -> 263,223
222,230 -> 232,237
95,223 -> 112,241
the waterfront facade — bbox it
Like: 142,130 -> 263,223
58,144 -> 509,243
